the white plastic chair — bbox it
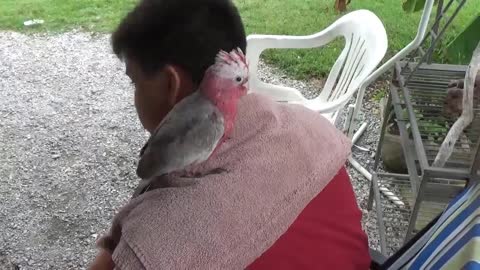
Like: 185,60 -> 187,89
246,9 -> 388,125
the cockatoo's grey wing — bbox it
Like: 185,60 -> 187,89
136,92 -> 225,180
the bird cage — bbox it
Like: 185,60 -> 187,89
367,0 -> 480,255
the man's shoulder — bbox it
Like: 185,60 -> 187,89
237,92 -> 349,151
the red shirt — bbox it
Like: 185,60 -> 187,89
247,167 -> 370,270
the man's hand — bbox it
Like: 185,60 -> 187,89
88,249 -> 114,270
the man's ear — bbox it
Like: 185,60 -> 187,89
164,65 -> 182,108
164,65 -> 196,107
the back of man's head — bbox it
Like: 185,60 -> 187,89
112,0 -> 247,85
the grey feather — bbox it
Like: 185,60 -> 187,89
136,91 -> 225,180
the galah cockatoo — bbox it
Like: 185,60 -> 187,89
136,48 -> 249,180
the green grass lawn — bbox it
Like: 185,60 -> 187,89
0,0 -> 138,32
1,0 -> 478,79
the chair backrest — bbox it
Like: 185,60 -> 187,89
246,10 -> 388,113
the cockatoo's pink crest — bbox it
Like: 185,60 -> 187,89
201,47 -> 249,100
215,48 -> 248,68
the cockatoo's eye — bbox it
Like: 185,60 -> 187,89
235,76 -> 242,82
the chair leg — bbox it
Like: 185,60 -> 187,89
369,248 -> 388,269
344,104 -> 355,134
374,91 -> 392,171
367,180 -> 375,210
348,156 -> 372,181
352,122 -> 368,145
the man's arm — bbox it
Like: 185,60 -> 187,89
88,249 -> 114,270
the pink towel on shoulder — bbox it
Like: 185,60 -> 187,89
98,93 -> 352,269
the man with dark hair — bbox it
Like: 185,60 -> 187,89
89,0 -> 371,269
110,0 -> 247,133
